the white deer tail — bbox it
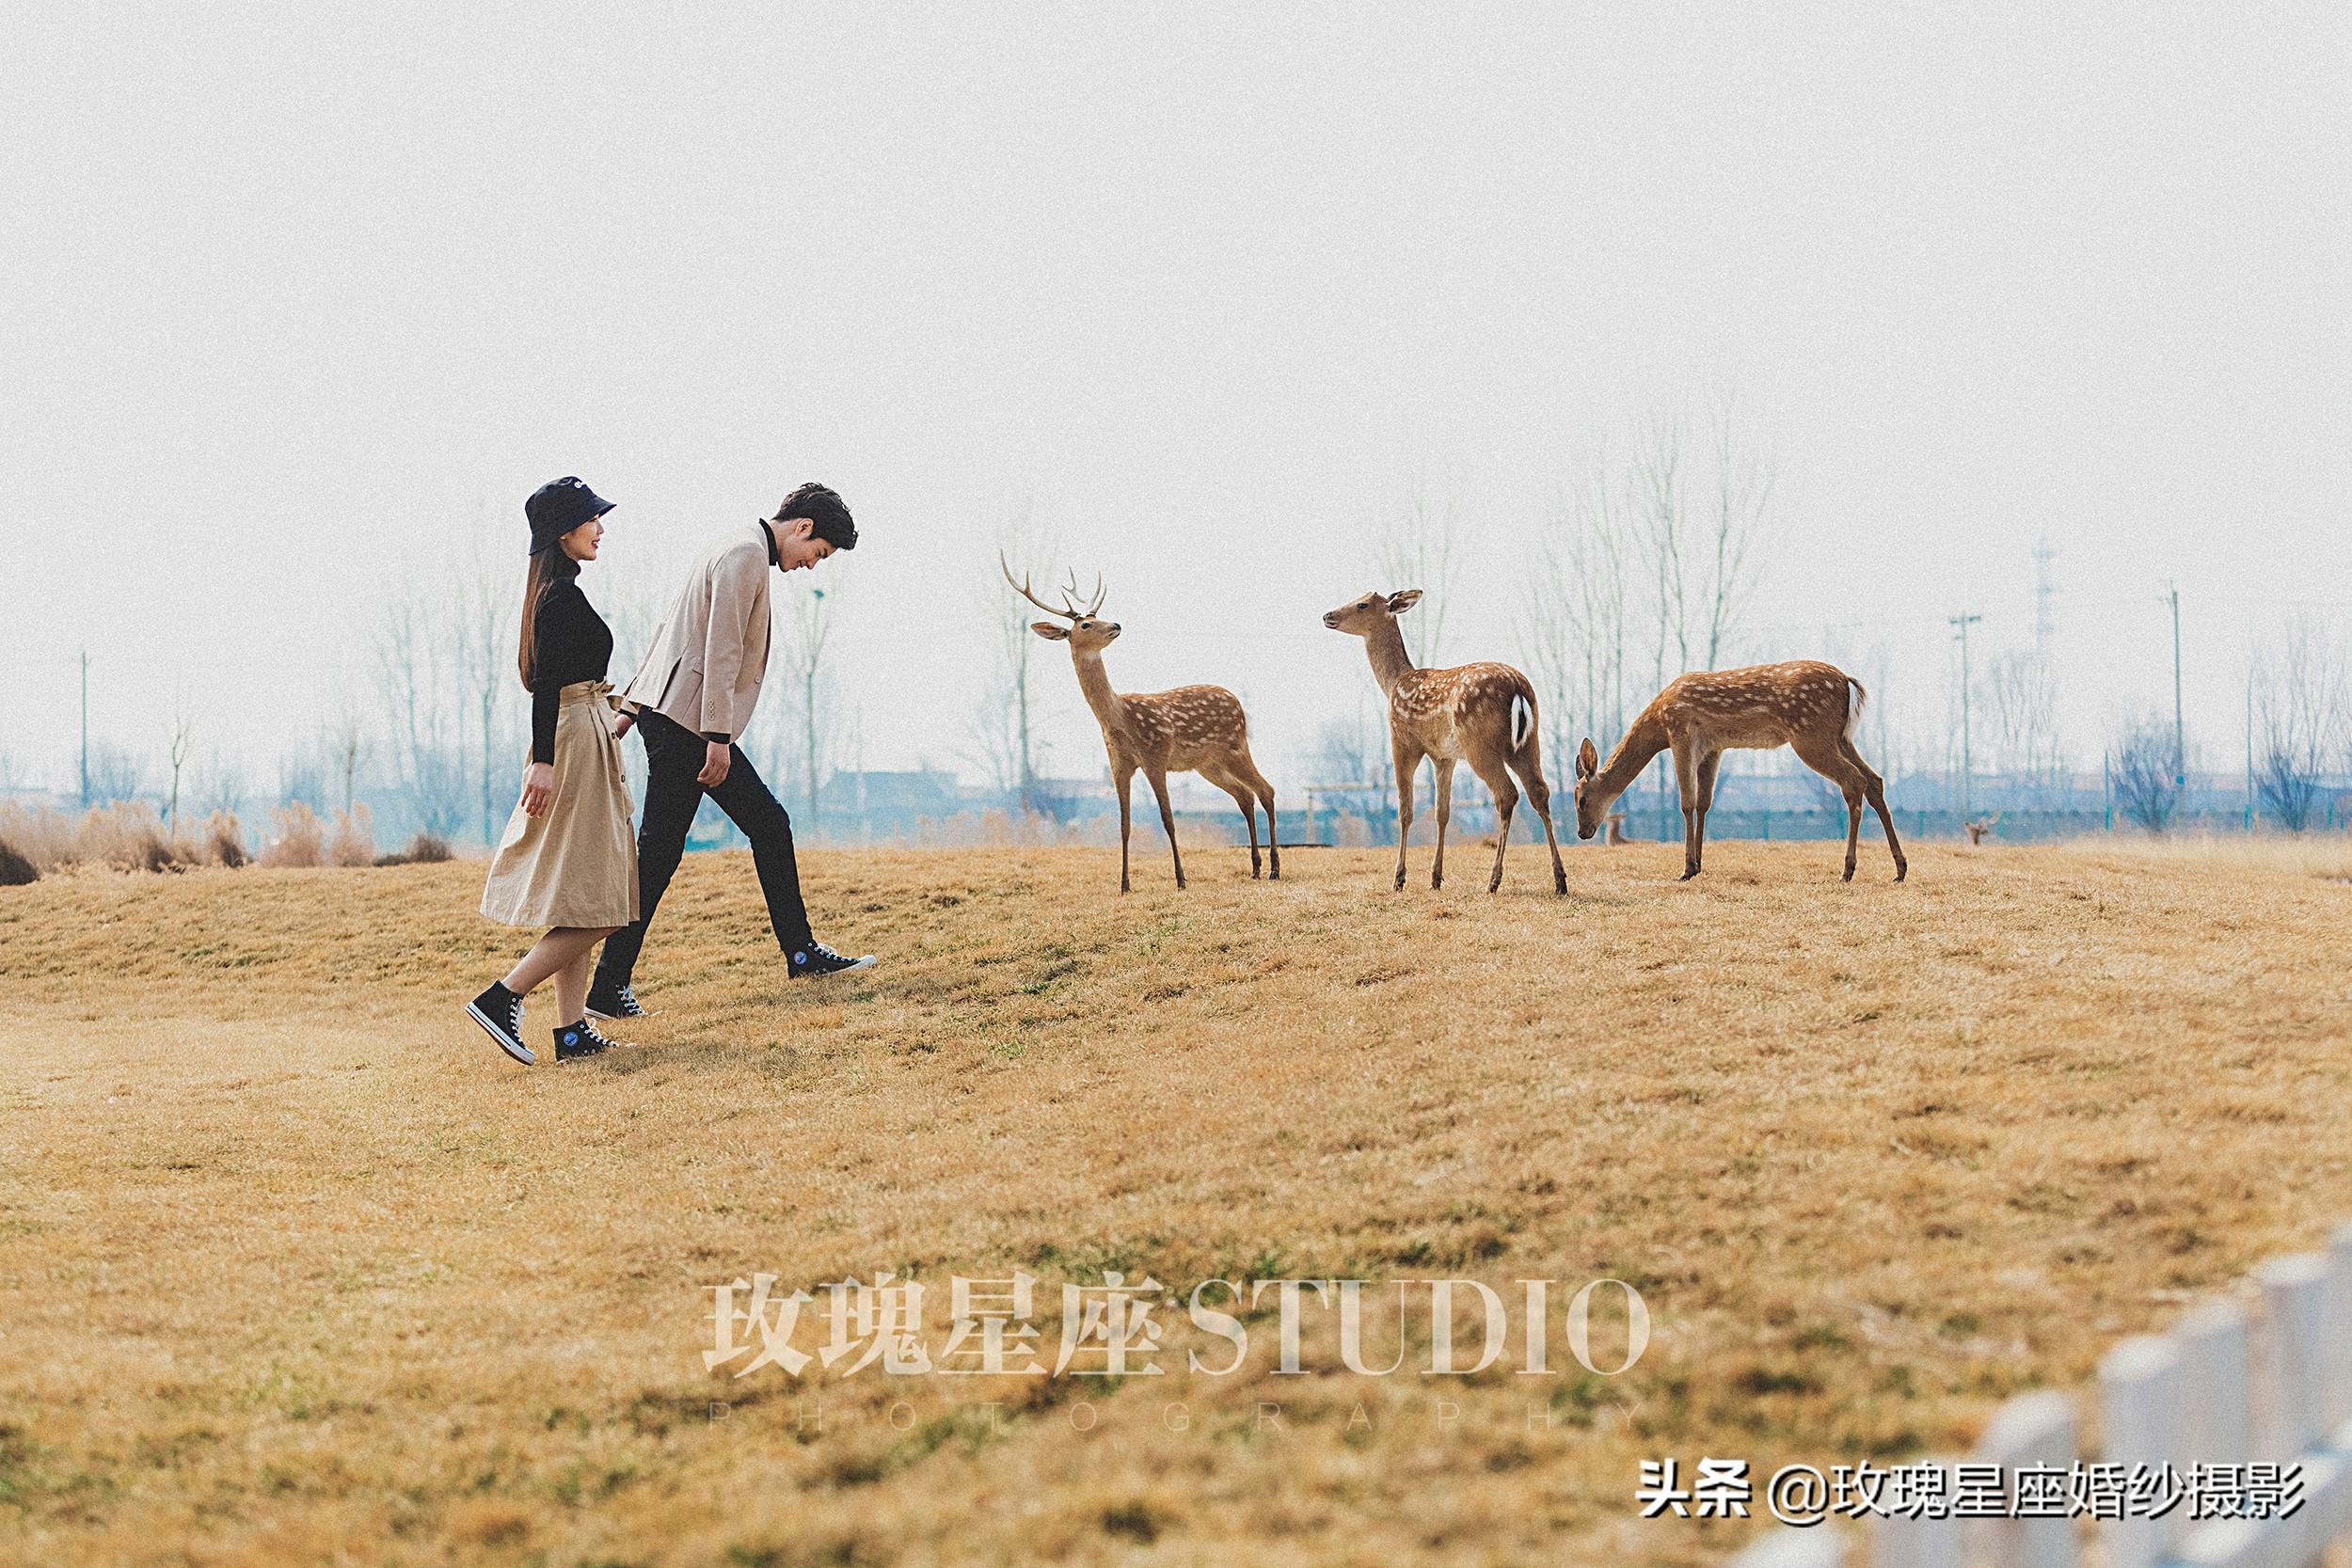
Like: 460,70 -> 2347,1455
1510,692 -> 1534,752
1843,676 -> 1867,741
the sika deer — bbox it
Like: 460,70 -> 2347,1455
1571,660 -> 1907,882
1322,589 -> 1567,895
1005,559 -> 1279,892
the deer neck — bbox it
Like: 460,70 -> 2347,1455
1364,621 -> 1418,700
1593,711 -> 1669,811
1070,644 -> 1125,731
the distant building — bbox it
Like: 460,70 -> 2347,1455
818,768 -> 963,840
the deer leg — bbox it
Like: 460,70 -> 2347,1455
1841,738 -> 1908,881
1212,769 -> 1262,879
1794,739 -> 1866,881
1474,756 -> 1518,894
1431,758 -> 1456,890
1508,752 -> 1568,895
1242,759 -> 1280,880
1391,740 -> 1419,892
1114,761 -> 1137,894
1674,742 -> 1703,880
1692,751 -> 1723,878
1145,768 -> 1184,890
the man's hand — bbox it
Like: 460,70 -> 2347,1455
520,762 -> 555,817
698,741 -> 731,787
612,709 -> 635,740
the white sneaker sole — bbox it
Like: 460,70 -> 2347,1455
795,955 -> 878,980
467,1002 -> 535,1066
585,1003 -> 653,1022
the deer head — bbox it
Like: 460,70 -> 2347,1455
1003,556 -> 1120,651
1321,588 -> 1422,636
1572,736 -> 1603,839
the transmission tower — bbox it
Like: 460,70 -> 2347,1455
2032,537 -> 2058,661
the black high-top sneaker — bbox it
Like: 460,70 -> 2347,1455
787,940 -> 877,981
585,979 -> 652,1021
467,981 -> 532,1065
551,1019 -> 620,1062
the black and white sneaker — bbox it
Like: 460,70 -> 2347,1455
551,1019 -> 621,1062
787,940 -> 877,981
467,981 -> 533,1066
585,980 -> 652,1021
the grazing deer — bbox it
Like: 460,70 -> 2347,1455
1004,558 -> 1278,892
1571,660 -> 1907,882
1321,589 -> 1567,895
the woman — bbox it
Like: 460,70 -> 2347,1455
465,476 -> 640,1065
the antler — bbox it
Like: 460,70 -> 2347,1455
1001,552 -> 1076,620
1001,553 -> 1108,620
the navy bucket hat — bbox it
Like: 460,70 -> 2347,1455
525,476 -> 614,554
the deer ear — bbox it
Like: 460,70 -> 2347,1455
1577,737 -> 1598,778
1030,621 -> 1069,641
1387,589 -> 1422,614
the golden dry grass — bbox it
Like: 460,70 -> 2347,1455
4,838 -> 2352,1567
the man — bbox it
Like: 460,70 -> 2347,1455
586,482 -> 873,1021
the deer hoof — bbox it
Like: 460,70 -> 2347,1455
1843,866 -> 1856,882
1678,868 -> 1700,881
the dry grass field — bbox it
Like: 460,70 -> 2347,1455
5,837 -> 2352,1568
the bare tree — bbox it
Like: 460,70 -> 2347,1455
1984,649 -> 2061,784
1698,391 -> 1774,667
374,591 -> 468,836
1527,440 -> 1637,774
970,500 -> 1060,814
771,576 -> 837,834
87,742 -> 143,805
197,752 -> 246,819
325,705 -> 369,816
1377,474 -> 1461,667
454,526 -> 519,843
165,688 -> 196,835
2111,718 -> 2182,833
2250,618 -> 2347,831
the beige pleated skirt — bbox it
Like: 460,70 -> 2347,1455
480,681 -> 641,928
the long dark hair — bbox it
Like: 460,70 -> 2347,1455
516,548 -> 581,689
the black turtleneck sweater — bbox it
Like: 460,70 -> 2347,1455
530,579 -> 614,765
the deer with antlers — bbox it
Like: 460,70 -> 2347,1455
1322,589 -> 1568,895
1570,660 -> 1907,882
1004,559 -> 1278,892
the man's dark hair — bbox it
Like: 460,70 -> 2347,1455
774,482 -> 856,551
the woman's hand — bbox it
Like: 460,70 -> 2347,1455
520,762 -> 555,817
612,709 -> 635,740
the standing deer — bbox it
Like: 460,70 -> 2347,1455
1570,660 -> 1907,882
1321,589 -> 1567,895
1004,559 -> 1278,892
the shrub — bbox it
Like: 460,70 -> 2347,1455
76,801 -> 194,873
0,839 -> 36,886
375,832 -> 453,867
0,803 -> 77,872
203,811 -> 248,868
327,806 -> 376,868
261,803 -> 326,868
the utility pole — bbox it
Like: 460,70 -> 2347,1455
1949,612 -> 1981,819
78,647 -> 89,807
2165,584 -> 2185,788
2243,662 -> 2254,832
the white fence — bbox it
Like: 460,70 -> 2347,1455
1730,1223 -> 2352,1568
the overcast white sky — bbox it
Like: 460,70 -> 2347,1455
4,2 -> 2347,800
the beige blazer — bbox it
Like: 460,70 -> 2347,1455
617,530 -> 772,740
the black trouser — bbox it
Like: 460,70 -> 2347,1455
595,709 -> 812,990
